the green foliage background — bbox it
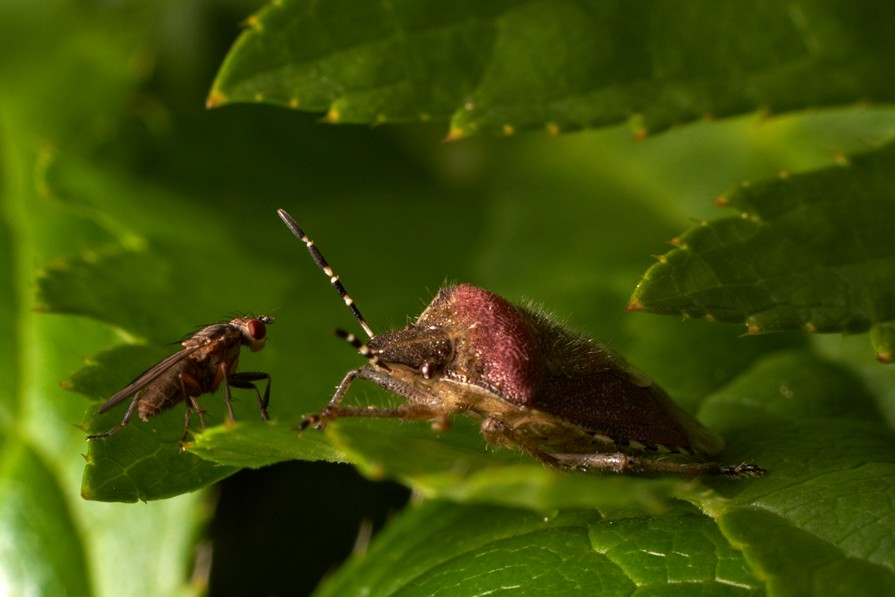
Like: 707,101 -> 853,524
3,1 -> 895,595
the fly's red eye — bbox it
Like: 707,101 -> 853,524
248,319 -> 267,340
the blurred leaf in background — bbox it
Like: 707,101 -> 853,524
4,1 -> 895,596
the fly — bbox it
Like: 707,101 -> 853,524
86,315 -> 273,448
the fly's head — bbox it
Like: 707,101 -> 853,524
232,315 -> 273,352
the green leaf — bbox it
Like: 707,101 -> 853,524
188,421 -> 345,468
315,500 -> 763,596
316,350 -> 895,596
871,321 -> 895,363
629,141 -> 895,355
697,351 -> 895,594
211,0 -> 895,138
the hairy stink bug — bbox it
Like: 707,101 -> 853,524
278,209 -> 764,478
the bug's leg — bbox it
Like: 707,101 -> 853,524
299,369 -> 358,430
308,403 -> 442,426
431,415 -> 451,432
299,368 -> 445,431
230,372 -> 272,421
479,417 -> 563,467
551,453 -> 767,478
86,394 -> 142,440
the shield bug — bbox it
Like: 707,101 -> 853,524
278,209 -> 764,478
86,315 -> 273,448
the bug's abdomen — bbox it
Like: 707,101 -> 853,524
533,372 -> 715,454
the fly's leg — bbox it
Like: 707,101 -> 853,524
216,362 -> 237,424
230,372 -> 272,421
550,453 -> 767,478
176,368 -> 206,451
86,393 -> 143,440
178,395 -> 205,453
299,369 -> 442,431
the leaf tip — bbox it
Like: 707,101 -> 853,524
444,127 -> 465,142
633,127 -> 648,141
243,14 -> 263,31
625,299 -> 644,312
778,170 -> 790,180
803,322 -> 817,333
501,124 -> 516,136
546,122 -> 560,136
834,151 -> 850,166
323,108 -> 341,123
876,351 -> 892,364
713,196 -> 729,207
744,321 -> 762,335
206,90 -> 227,109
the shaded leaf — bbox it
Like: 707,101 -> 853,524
315,500 -> 763,596
211,0 -> 895,138
871,321 -> 895,363
629,142 -> 895,354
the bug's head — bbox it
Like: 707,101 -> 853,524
337,325 -> 454,380
233,315 -> 273,352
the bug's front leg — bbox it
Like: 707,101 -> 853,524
299,368 -> 441,431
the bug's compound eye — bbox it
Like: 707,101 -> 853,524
247,318 -> 267,340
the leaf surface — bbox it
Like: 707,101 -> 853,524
211,0 -> 895,138
629,142 -> 895,355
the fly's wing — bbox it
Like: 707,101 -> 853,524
96,344 -> 206,413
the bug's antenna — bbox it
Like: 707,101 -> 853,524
278,209 -> 375,339
335,329 -> 388,369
